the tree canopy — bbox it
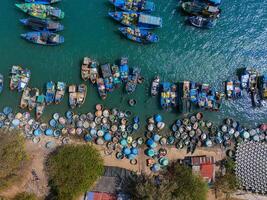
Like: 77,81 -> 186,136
47,144 -> 104,200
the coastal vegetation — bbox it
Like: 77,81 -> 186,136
47,144 -> 104,200
12,192 -> 38,200
0,130 -> 29,192
126,164 -> 208,200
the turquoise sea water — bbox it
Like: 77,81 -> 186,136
0,0 -> 267,127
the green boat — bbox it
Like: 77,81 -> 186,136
15,3 -> 64,20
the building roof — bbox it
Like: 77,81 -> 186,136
85,192 -> 116,200
200,163 -> 215,183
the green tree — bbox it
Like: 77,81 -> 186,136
13,192 -> 38,200
47,144 -> 104,200
0,130 -> 28,192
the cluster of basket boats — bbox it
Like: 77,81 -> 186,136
151,68 -> 267,111
81,57 -> 144,99
180,0 -> 222,29
15,0 -> 64,45
108,0 -> 162,44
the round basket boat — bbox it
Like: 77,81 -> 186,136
128,99 -> 137,106
96,104 -> 103,111
130,159 -> 137,165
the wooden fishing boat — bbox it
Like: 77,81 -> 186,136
225,80 -> 234,99
260,75 -> 267,99
170,83 -> 178,107
240,69 -> 249,90
189,82 -> 199,103
101,64 -> 114,93
18,68 -> 31,92
25,0 -> 61,5
151,76 -> 160,96
97,78 -> 107,100
10,66 -> 22,91
183,81 -> 190,99
77,84 -> 87,107
36,94 -> 46,120
181,2 -> 220,18
21,31 -> 64,46
45,81 -> 55,105
160,82 -> 172,110
55,81 -> 66,104
20,18 -> 64,32
68,85 -> 77,109
15,3 -> 64,20
20,87 -> 31,109
125,67 -> 141,93
109,0 -> 155,12
0,74 -> 3,94
89,60 -> 99,84
233,80 -> 242,99
198,83 -> 209,108
28,88 -> 39,111
108,11 -> 162,29
111,64 -> 121,87
248,68 -> 258,93
119,27 -> 159,44
120,57 -> 129,82
188,16 -> 216,28
81,57 -> 91,81
206,88 -> 216,110
213,92 -> 223,111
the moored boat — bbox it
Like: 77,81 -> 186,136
240,69 -> 249,90
109,0 -> 155,12
198,83 -> 209,108
77,84 -> 87,107
260,75 -> 267,99
183,81 -> 190,99
20,87 -> 31,109
233,80 -> 242,99
10,66 -> 22,91
36,94 -> 46,120
109,12 -> 162,29
68,85 -> 77,109
160,82 -> 172,110
170,83 -> 178,107
15,3 -> 64,20
20,18 -> 64,32
89,60 -> 99,84
120,57 -> 129,82
0,74 -> 3,94
97,78 -> 107,100
188,16 -> 216,28
225,80 -> 234,99
125,67 -> 141,93
28,88 -> 39,111
25,0 -> 61,4
119,27 -> 159,44
45,81 -> 55,105
248,68 -> 258,93
81,57 -> 91,81
18,68 -> 31,92
21,31 -> 64,46
55,81 -> 66,104
101,64 -> 114,92
181,2 -> 220,18
151,76 -> 160,96
111,64 -> 121,87
189,82 -> 199,104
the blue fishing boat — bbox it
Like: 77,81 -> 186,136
111,64 -> 121,87
233,80 -> 242,99
55,81 -> 66,104
188,16 -> 216,28
45,81 -> 55,104
189,82 -> 199,103
0,74 -> 3,94
225,80 -> 234,99
20,18 -> 64,32
260,75 -> 267,99
125,67 -> 141,93
207,88 -> 216,110
21,31 -> 64,46
240,69 -> 249,90
198,83 -> 209,108
108,11 -> 162,29
97,78 -> 107,100
119,27 -> 159,44
25,0 -> 61,4
170,83 -> 178,107
120,57 -> 129,82
160,82 -> 172,110
18,68 -> 31,92
109,0 -> 155,12
101,64 -> 114,93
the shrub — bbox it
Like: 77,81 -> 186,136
13,192 -> 38,200
47,144 -> 104,200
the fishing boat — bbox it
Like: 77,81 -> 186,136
233,80 -> 242,99
18,68 -> 31,92
183,81 -> 190,99
111,64 -> 121,87
181,2 -> 220,18
55,81 -> 66,104
20,18 -> 64,32
240,69 -> 249,90
170,84 -> 178,107
248,68 -> 258,93
15,3 -> 64,20
160,82 -> 172,110
101,64 -> 114,92
108,12 -> 162,29
188,16 -> 216,28
25,0 -> 61,4
28,88 -> 39,111
260,75 -> 267,99
69,85 -> 77,109
225,80 -> 234,99
81,57 -> 91,81
189,82 -> 199,104
10,66 -> 22,91
109,0 -> 155,12
125,67 -> 141,93
21,31 -> 64,46
0,74 -> 3,94
119,27 -> 159,44
45,81 -> 55,105
89,60 -> 99,84
151,76 -> 160,96
36,94 -> 45,120
120,57 -> 129,82
206,88 -> 216,110
97,78 -> 107,100
20,87 -> 31,109
77,84 -> 87,107
198,83 -> 209,108
214,92 -> 223,111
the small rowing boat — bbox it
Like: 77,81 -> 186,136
188,16 -> 216,28
55,81 -> 66,104
77,84 -> 87,107
151,76 -> 160,96
20,18 -> 64,32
